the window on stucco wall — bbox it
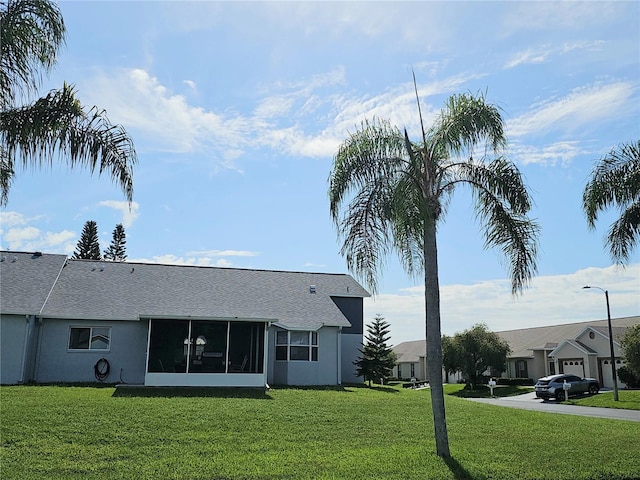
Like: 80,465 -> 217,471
68,326 -> 111,351
276,331 -> 318,361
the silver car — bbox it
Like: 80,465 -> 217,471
535,374 -> 600,401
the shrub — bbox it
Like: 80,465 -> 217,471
497,377 -> 535,386
618,366 -> 640,388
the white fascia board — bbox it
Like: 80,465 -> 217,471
140,315 -> 275,322
271,322 -> 324,332
41,314 -> 141,322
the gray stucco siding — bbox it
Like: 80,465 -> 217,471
341,333 -> 363,384
269,326 -> 341,385
34,318 -> 148,384
0,314 -> 29,384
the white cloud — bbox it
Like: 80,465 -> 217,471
98,200 -> 140,228
0,211 -> 29,228
510,141 -> 588,167
81,69 -> 249,164
0,212 -> 77,254
185,250 -> 259,257
2,226 -> 40,249
504,41 -> 607,70
561,40 -> 605,54
507,82 -> 636,137
504,46 -> 551,69
130,254 -> 235,267
367,264 -> 640,345
78,66 -> 486,168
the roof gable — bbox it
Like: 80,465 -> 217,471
549,339 -> 597,357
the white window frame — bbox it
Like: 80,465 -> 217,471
275,330 -> 318,362
68,326 -> 111,351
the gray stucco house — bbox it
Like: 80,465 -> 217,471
0,251 -> 370,387
393,316 -> 639,389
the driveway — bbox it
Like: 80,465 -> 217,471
466,392 -> 640,422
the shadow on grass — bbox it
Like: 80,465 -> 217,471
448,385 -> 534,399
445,456 -> 485,480
112,386 -> 272,399
340,383 -> 399,393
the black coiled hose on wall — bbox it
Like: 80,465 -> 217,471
94,358 -> 110,382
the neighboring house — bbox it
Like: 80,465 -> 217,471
0,251 -> 370,387
392,316 -> 639,389
393,340 -> 462,383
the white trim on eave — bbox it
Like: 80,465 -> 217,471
139,314 -> 276,323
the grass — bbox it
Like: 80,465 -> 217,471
565,389 -> 640,410
1,385 -> 639,480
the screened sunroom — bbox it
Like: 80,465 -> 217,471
144,318 -> 268,387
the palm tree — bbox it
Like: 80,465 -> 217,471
328,88 -> 539,458
583,141 -> 640,263
0,0 -> 136,206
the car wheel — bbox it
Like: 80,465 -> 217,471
556,391 -> 566,401
589,384 -> 599,395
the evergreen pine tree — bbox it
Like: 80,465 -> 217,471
103,223 -> 127,261
73,220 -> 101,260
354,315 -> 397,386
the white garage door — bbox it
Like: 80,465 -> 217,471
601,358 -> 626,389
562,359 -> 584,377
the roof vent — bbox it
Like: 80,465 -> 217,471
33,251 -> 42,257
309,285 -> 316,294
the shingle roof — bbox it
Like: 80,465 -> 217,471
0,251 -> 67,315
393,339 -> 426,363
33,257 -> 369,330
591,326 -> 628,343
497,317 -> 639,358
392,316 -> 640,360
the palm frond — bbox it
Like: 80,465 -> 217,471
0,0 -> 65,105
339,175 -> 395,292
0,147 -> 14,205
605,201 -> 640,262
583,140 -> 640,263
329,119 -> 405,215
329,118 -> 419,292
390,175 -> 425,278
455,158 -> 540,294
430,91 -> 506,158
1,84 -> 136,202
583,141 -> 640,227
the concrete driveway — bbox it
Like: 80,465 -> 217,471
466,392 -> 640,422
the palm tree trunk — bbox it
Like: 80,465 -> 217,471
424,216 -> 450,458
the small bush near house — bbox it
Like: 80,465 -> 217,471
497,377 -> 535,386
618,366 -> 640,388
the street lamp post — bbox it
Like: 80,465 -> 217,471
583,285 -> 619,401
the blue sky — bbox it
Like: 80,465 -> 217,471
2,1 -> 639,344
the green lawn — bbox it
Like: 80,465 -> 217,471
566,389 -> 640,410
1,385 -> 639,480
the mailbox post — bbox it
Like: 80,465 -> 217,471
488,378 -> 497,397
562,379 -> 570,401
